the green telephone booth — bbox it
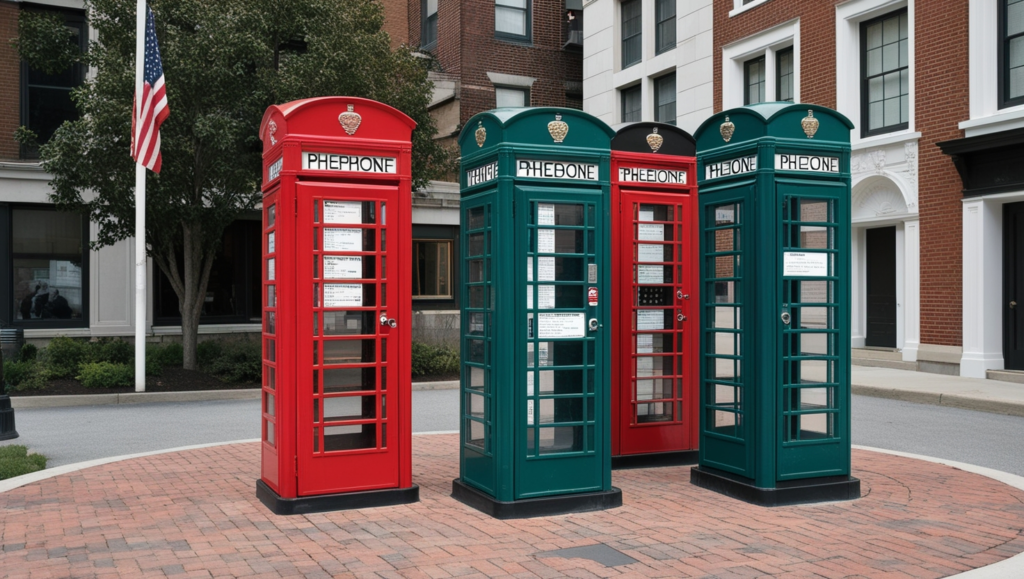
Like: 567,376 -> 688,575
453,108 -> 622,518
691,103 -> 860,506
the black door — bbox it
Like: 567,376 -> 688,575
865,227 -> 896,348
1004,203 -> 1024,370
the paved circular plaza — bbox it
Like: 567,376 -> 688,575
1,433 -> 1023,578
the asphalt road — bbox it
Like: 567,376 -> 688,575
3,390 -> 1023,476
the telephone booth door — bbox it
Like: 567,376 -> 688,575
295,183 -> 403,495
616,192 -> 695,456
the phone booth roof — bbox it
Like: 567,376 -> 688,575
610,122 -> 695,157
458,107 -> 615,157
694,103 -> 853,154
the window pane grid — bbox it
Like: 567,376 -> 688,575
703,203 -> 743,440
496,0 -> 529,38
655,0 -> 676,54
621,85 -> 641,123
1006,0 -> 1024,104
776,47 -> 794,102
744,56 -> 766,105
862,10 -> 909,134
463,204 -> 493,455
621,0 -> 642,68
655,74 -> 677,125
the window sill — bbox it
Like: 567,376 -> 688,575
959,105 -> 1024,138
851,130 -> 920,151
494,35 -> 533,48
729,0 -> 772,18
152,323 -> 261,335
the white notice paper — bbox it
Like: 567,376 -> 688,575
538,285 -> 555,309
527,400 -> 534,425
538,342 -> 550,366
527,373 -> 534,396
783,252 -> 829,277
324,228 -> 363,252
538,204 -> 555,225
537,229 -> 555,253
324,256 -> 362,279
636,310 -> 664,331
638,244 -> 665,263
639,210 -> 655,222
537,257 -> 556,281
637,334 -> 654,354
267,232 -> 275,254
637,356 -> 654,377
324,284 -> 363,307
324,201 -> 362,224
267,258 -> 275,281
537,313 -> 586,338
637,265 -> 664,284
638,223 -> 665,241
527,287 -> 533,310
527,259 -> 533,282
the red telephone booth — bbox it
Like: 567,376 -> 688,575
255,97 -> 418,514
611,122 -> 700,468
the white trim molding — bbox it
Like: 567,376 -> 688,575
960,0 -> 1024,137
721,19 -> 799,110
960,196 -> 1009,377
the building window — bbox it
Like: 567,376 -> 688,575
495,86 -> 529,107
621,85 -> 641,122
422,0 -> 438,48
655,74 -> 677,125
776,47 -> 794,102
11,207 -> 88,326
1001,0 -> 1024,108
744,56 -> 766,105
19,7 -> 87,160
621,0 -> 642,69
861,9 -> 909,136
655,0 -> 676,55
413,240 -> 452,299
496,0 -> 530,41
154,219 -> 261,326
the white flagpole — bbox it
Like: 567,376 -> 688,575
134,1 -> 146,392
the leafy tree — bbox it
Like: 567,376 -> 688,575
15,0 -> 453,369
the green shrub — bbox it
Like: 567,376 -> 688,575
87,338 -> 133,365
145,354 -> 162,377
411,342 -> 460,378
149,342 -> 183,367
77,361 -> 134,389
42,336 -> 89,379
3,360 -> 46,392
196,340 -> 223,367
205,340 -> 261,383
0,445 -> 47,480
19,343 -> 37,362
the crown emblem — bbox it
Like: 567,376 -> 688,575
338,104 -> 362,136
475,121 -> 487,147
548,114 -> 569,143
801,110 -> 819,139
720,116 -> 735,143
267,120 -> 277,145
646,127 -> 664,153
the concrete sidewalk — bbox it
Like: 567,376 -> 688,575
850,365 -> 1024,417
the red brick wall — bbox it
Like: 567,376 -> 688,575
380,0 -> 409,48
713,0 -> 967,347
0,1 -> 22,161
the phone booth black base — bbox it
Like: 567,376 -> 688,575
256,480 -> 419,516
611,450 -> 698,470
0,396 -> 18,441
690,466 -> 860,507
451,479 -> 622,520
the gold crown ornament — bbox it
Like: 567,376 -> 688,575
475,121 -> 487,147
720,116 -> 735,143
548,114 -> 569,143
267,120 -> 277,145
338,104 -> 362,136
801,110 -> 819,138
646,127 -> 664,153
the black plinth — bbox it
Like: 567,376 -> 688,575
612,450 -> 698,470
0,395 -> 18,441
256,479 -> 419,515
691,466 -> 860,507
451,478 -> 622,519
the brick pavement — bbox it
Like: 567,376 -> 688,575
1,434 -> 1023,578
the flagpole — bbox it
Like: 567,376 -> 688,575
134,1 -> 146,392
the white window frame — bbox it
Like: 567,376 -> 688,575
487,72 -> 535,108
836,0 -> 915,147
961,0 -> 1024,137
730,0 -> 773,18
722,19 -> 799,110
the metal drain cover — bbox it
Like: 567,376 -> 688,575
535,544 -> 639,567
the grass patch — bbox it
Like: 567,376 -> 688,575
0,445 -> 47,480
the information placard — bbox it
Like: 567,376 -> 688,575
527,400 -> 534,425
267,258 -> 275,281
537,229 -> 556,253
324,256 -> 362,279
267,232 -> 275,254
637,265 -> 664,284
638,223 -> 665,241
538,285 -> 555,309
527,372 -> 534,396
636,309 -> 664,331
324,284 -> 362,307
324,228 -> 362,252
639,210 -> 655,222
783,252 -> 829,277
638,244 -> 664,263
538,204 -> 555,225
537,257 -> 556,281
527,259 -> 533,282
324,201 -> 362,224
637,334 -> 654,354
537,313 -> 586,338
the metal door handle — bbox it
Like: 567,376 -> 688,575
677,313 -> 686,322
1012,301 -> 1018,309
380,314 -> 397,328
588,318 -> 599,332
677,290 -> 684,300
780,312 -> 792,325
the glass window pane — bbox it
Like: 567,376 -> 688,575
496,5 -> 526,36
495,87 -> 528,107
13,209 -> 85,321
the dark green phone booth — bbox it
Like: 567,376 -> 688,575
452,108 -> 623,518
691,103 -> 860,506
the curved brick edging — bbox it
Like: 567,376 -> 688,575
1,437 -> 1023,578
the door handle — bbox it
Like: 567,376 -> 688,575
1012,301 -> 1018,309
380,314 -> 397,328
781,311 -> 792,325
588,318 -> 599,332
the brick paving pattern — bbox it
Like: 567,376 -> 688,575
2,434 -> 1023,578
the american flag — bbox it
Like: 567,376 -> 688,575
132,5 -> 169,173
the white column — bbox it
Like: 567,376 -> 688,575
902,219 -> 920,362
960,199 -> 1003,377
850,227 -> 866,348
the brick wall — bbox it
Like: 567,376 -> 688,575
0,1 -> 21,161
713,0 -> 967,347
380,0 -> 409,48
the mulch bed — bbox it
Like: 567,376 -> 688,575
6,367 -> 258,397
